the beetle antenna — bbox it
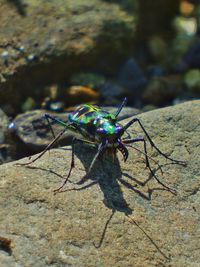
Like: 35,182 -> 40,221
115,97 -> 127,118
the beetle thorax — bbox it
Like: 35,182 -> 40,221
94,118 -> 123,145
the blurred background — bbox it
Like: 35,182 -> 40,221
0,0 -> 199,163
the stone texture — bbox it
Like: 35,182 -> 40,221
0,100 -> 199,267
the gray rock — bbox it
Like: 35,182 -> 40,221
9,110 -> 71,151
0,100 -> 199,266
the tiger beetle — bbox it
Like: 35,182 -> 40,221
17,98 -> 186,194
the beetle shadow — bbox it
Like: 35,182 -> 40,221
21,144 -> 173,257
60,144 -> 173,250
68,144 -> 170,202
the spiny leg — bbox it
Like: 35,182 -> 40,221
16,128 -> 67,166
123,137 -> 176,194
54,137 -> 96,193
76,141 -> 108,185
123,118 -> 186,166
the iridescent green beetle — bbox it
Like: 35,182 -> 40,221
18,98 -> 186,193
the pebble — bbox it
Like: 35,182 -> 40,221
119,58 -> 147,92
182,41 -> 200,69
21,97 -> 36,112
10,110 -> 72,151
70,72 -> 105,89
66,86 -> 100,105
173,16 -> 197,36
183,69 -> 200,93
142,76 -> 182,105
1,51 -> 9,59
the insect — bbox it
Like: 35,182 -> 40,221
17,98 -> 186,193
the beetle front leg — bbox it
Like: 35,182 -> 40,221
75,141 -> 108,185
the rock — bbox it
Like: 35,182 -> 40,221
142,75 -> 182,105
142,104 -> 157,112
66,86 -> 100,105
0,0 -> 136,115
99,80 -> 127,102
0,109 -> 13,164
183,69 -> 200,94
171,17 -> 197,70
173,16 -> 197,36
70,72 -> 105,89
41,98 -> 65,113
119,58 -> 147,107
147,65 -> 166,78
119,58 -> 147,90
182,41 -> 200,69
9,110 -> 72,151
0,100 -> 199,266
21,97 -> 36,112
148,36 -> 168,63
180,0 -> 195,16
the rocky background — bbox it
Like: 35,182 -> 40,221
0,0 -> 200,162
0,0 -> 200,266
0,0 -> 200,163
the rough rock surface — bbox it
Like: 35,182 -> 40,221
0,100 -> 199,267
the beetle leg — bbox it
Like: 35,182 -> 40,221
44,113 -> 57,139
123,141 -> 163,174
16,128 -> 67,166
123,118 -> 186,166
123,137 -> 176,194
54,137 -> 96,192
76,141 -> 107,185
